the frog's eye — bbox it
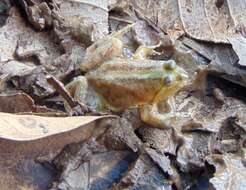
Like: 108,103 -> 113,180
164,60 -> 176,70
164,75 -> 174,85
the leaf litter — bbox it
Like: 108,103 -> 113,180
0,0 -> 246,190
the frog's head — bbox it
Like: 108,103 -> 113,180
154,60 -> 189,102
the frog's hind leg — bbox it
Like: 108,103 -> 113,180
110,23 -> 135,39
133,41 -> 162,60
65,76 -> 88,111
140,99 -> 179,129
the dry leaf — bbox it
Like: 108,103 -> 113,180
208,154 -> 246,190
0,92 -> 56,113
0,7 -> 59,62
0,112 -> 113,190
178,0 -> 236,43
228,36 -> 246,67
57,0 -> 108,43
182,37 -> 246,88
112,154 -> 172,190
0,112 -> 111,141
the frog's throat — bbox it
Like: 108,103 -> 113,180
111,23 -> 136,39
152,81 -> 186,103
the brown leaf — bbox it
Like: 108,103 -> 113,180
0,112 -> 111,141
111,0 -> 182,37
112,154 -> 172,190
228,37 -> 246,67
182,37 -> 246,88
178,0 -> 235,43
57,0 -> 109,43
0,92 -> 54,113
0,7 -> 60,63
0,113 -> 113,189
208,154 -> 246,190
0,60 -> 35,77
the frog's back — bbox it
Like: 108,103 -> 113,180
86,58 -> 167,109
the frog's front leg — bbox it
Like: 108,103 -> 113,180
140,98 -> 179,129
65,76 -> 88,111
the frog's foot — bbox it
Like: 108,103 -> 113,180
133,41 -> 162,60
140,103 -> 183,129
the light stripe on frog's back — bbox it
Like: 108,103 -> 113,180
87,70 -> 164,109
88,70 -> 164,81
93,58 -> 164,73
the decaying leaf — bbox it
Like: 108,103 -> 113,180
227,0 -> 246,37
0,60 -> 36,77
176,131 -> 213,172
11,66 -> 54,99
112,154 -> 172,190
182,37 -> 246,88
0,7 -> 63,98
178,0 -> 236,43
208,154 -> 246,190
53,149 -> 136,190
111,0 -> 183,39
228,36 -> 246,67
138,126 -> 180,155
212,115 -> 246,154
0,92 -> 55,113
101,118 -> 142,152
57,0 -> 109,44
0,7 -> 60,62
179,90 -> 246,133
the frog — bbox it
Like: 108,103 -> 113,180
65,24 -> 189,128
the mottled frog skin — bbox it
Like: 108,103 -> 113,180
66,24 -> 189,128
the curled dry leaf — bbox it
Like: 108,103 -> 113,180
0,7 -> 60,63
12,66 -> 54,99
111,0 -> 183,40
0,92 -> 55,113
208,154 -> 246,190
101,118 -> 142,152
0,112 -> 113,190
53,138 -> 107,190
0,60 -> 36,77
178,0 -> 240,43
0,7 -> 62,98
176,131 -> 213,172
138,126 -> 180,155
54,150 -> 136,190
180,92 -> 246,133
182,37 -> 246,88
144,147 -> 180,183
57,0 -> 109,43
112,154 -> 172,190
132,20 -> 162,46
228,36 -> 246,67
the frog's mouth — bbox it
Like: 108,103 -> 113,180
153,80 -> 187,103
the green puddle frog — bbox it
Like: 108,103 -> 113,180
66,24 -> 189,128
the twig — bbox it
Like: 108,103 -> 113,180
46,75 -> 77,108
109,15 -> 134,24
